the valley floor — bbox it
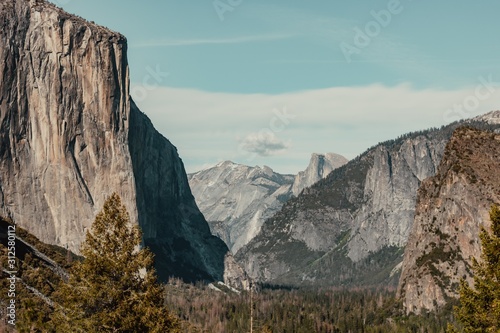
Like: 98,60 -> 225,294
0,218 -> 459,332
165,279 -> 456,333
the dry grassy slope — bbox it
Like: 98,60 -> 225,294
398,127 -> 500,314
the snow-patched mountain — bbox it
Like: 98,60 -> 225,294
188,154 -> 348,253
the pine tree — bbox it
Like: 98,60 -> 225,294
448,205 -> 500,332
50,193 -> 180,332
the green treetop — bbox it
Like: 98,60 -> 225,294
50,193 -> 180,332
449,205 -> 500,332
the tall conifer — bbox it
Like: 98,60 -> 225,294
50,193 -> 180,332
449,205 -> 500,332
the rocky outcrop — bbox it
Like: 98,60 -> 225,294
188,154 -> 347,253
347,135 -> 445,261
1,0 -> 135,251
291,153 -> 348,196
0,0 -> 246,286
237,117 -> 500,287
397,127 -> 500,314
473,110 -> 500,125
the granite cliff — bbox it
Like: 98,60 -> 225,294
188,162 -> 295,254
397,127 -> 500,314
188,153 -> 347,253
291,153 -> 349,197
236,115 -> 500,287
0,0 -> 247,287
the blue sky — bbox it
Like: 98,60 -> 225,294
52,0 -> 500,173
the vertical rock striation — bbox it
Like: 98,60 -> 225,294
0,0 -> 246,286
347,135 -> 445,262
0,0 -> 136,251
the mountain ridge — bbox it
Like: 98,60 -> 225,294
236,114 -> 500,287
188,153 -> 348,253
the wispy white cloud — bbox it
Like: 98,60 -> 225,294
131,83 -> 500,174
240,132 -> 290,157
131,33 -> 295,48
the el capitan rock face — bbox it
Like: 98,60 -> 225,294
397,127 -> 500,314
0,0 -> 136,252
0,0 -> 246,286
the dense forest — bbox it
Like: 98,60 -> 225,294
165,279 -> 456,332
2,200 -> 499,332
0,214 -> 456,332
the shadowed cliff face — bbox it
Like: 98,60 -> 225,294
128,102 -> 230,282
0,0 -> 243,285
397,127 -> 500,314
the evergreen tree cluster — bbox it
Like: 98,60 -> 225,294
0,194 -> 180,332
165,280 -> 454,333
2,197 -> 499,332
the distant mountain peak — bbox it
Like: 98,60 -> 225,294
188,163 -> 295,253
292,152 -> 349,196
188,153 -> 347,253
214,160 -> 239,169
